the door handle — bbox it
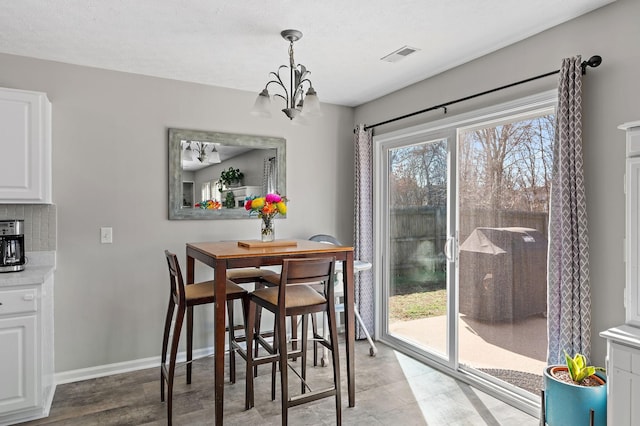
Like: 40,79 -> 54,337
444,236 -> 455,262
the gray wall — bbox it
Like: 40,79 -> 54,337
0,54 -> 355,372
355,0 -> 638,365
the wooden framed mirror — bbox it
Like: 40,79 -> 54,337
168,128 -> 286,220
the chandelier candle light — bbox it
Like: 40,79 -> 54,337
245,193 -> 287,242
251,29 -> 321,120
184,141 -> 221,164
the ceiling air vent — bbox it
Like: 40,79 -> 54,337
381,46 -> 420,63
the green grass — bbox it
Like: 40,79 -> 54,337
388,270 -> 447,321
390,288 -> 447,321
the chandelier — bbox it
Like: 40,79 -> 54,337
251,29 -> 321,120
183,141 -> 220,164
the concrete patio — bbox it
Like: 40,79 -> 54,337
389,313 -> 547,376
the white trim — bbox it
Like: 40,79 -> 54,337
54,347 -> 215,385
42,383 -> 56,416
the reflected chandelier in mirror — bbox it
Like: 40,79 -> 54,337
168,128 -> 286,220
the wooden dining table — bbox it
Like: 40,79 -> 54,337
186,239 -> 356,424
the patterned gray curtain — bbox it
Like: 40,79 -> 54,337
354,124 -> 374,339
547,56 -> 591,365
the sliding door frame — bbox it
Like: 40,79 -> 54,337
373,89 -> 558,417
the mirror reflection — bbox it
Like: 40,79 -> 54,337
168,128 -> 286,220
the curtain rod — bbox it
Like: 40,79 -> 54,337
363,55 -> 602,132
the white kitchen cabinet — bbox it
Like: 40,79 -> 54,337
0,271 -> 55,424
600,326 -> 640,426
622,121 -> 640,327
0,314 -> 37,413
598,121 -> 640,425
0,87 -> 52,204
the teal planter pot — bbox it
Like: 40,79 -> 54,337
543,366 -> 607,426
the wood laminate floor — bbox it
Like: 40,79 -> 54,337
19,340 -> 539,425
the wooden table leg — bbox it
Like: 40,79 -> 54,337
186,254 -> 196,384
343,251 -> 355,407
214,259 -> 227,424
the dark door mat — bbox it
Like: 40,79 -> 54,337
479,368 -> 543,395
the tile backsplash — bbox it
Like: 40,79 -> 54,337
0,204 -> 57,251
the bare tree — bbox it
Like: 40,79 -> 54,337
390,140 -> 447,208
459,116 -> 554,214
391,113 -> 555,216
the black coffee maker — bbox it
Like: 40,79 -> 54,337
0,219 -> 25,272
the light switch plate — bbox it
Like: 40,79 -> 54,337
100,227 -> 113,244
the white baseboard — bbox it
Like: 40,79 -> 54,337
54,328 -> 297,385
54,347 -> 215,385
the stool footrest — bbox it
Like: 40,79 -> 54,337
289,388 -> 337,407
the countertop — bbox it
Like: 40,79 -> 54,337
600,324 -> 640,349
0,251 -> 55,287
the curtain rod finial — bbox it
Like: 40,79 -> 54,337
581,55 -> 602,74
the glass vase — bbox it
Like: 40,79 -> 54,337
261,217 -> 275,242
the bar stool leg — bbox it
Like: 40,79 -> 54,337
301,314 -> 309,394
327,298 -> 342,425
167,306 -> 185,426
244,302 -> 257,410
277,309 -> 289,426
186,306 -> 194,384
160,298 -> 175,402
227,299 -> 236,383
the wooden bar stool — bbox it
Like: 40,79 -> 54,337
225,267 -> 278,379
160,250 -> 247,425
243,257 -> 341,425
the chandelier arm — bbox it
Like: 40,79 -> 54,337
264,79 -> 289,109
293,78 -> 313,105
272,67 -> 291,107
293,88 -> 304,105
265,78 -> 286,92
273,93 -> 287,103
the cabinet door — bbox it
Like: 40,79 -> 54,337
632,372 -> 640,425
627,158 -> 640,326
0,88 -> 51,203
0,315 -> 37,413
609,367 -> 632,425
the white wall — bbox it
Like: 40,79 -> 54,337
0,53 -> 355,372
355,0 -> 638,365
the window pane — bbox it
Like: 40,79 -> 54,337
457,112 -> 553,394
387,139 -> 449,357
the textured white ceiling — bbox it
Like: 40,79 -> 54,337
0,0 -> 614,107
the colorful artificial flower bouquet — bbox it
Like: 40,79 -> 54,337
195,199 -> 221,210
244,193 -> 287,240
245,193 -> 287,219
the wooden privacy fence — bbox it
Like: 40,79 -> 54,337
389,206 -> 548,280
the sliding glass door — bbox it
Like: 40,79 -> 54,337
377,130 -> 455,365
376,92 -> 556,408
456,111 -> 553,394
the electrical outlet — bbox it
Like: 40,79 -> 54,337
100,227 -> 113,244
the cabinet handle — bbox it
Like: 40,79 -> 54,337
23,294 -> 34,301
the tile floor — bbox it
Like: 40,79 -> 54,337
20,340 -> 539,425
